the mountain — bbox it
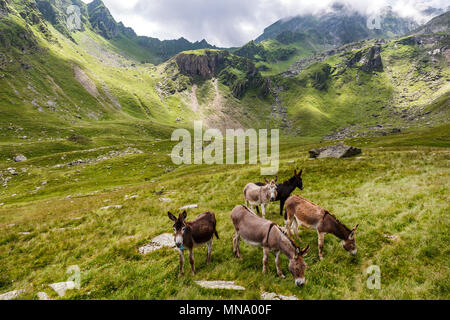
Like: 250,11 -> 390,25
236,4 -> 432,76
412,11 -> 450,35
0,0 -> 448,144
256,4 -> 419,45
32,0 -> 216,64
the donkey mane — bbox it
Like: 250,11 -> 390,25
324,210 -> 352,239
278,225 -> 299,250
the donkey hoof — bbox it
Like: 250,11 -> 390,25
319,256 -> 324,261
279,273 -> 285,279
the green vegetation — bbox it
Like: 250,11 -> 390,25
0,127 -> 449,299
0,0 -> 449,300
235,37 -> 319,76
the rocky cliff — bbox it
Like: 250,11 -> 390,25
175,50 -> 228,78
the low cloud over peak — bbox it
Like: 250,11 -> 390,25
82,0 -> 449,47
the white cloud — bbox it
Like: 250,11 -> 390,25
81,0 -> 448,47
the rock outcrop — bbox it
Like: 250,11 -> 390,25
309,145 -> 362,159
175,50 -> 228,78
13,154 -> 27,162
347,45 -> 383,72
0,0 -> 9,18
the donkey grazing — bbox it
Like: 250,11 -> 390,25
256,169 -> 304,216
285,195 -> 359,260
231,205 -> 310,287
168,210 -> 219,276
243,178 -> 277,219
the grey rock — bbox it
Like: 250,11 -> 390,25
139,233 -> 176,254
195,281 -> 245,291
37,292 -> 50,300
261,291 -> 298,300
49,281 -> 76,297
0,289 -> 24,300
309,145 -> 362,159
179,204 -> 198,210
13,154 -> 27,162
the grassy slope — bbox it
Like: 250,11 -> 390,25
0,126 -> 448,300
0,2 -> 449,300
276,37 -> 450,137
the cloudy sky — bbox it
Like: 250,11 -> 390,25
82,0 -> 448,47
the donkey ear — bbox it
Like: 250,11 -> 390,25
168,212 -> 177,222
300,244 -> 310,256
298,169 -> 303,177
180,210 -> 187,221
349,225 -> 358,240
274,176 -> 278,183
264,178 -> 269,184
294,169 -> 297,176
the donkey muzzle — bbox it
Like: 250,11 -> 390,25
295,278 -> 306,287
175,235 -> 183,248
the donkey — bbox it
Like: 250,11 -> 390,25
243,178 -> 277,219
231,205 -> 310,287
168,210 -> 219,276
255,169 -> 304,216
285,195 -> 359,260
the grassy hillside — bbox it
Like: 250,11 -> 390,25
0,0 -> 449,301
234,35 -> 323,76
0,126 -> 448,299
272,36 -> 450,137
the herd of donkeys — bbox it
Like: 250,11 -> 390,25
167,169 -> 359,287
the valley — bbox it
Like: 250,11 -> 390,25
0,0 -> 448,300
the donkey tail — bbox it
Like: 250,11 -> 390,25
284,207 -> 287,220
214,230 -> 219,240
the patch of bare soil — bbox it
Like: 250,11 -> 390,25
203,79 -> 243,131
73,65 -> 99,98
189,84 -> 200,112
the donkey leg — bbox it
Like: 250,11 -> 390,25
286,218 -> 293,237
189,248 -> 195,275
233,232 -> 242,259
178,250 -> 184,276
275,251 -> 285,278
318,231 -> 325,260
261,204 -> 266,219
279,199 -> 285,216
292,218 -> 299,238
262,247 -> 269,274
206,239 -> 213,265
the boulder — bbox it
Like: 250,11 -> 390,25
13,154 -> 27,162
261,292 -> 298,300
194,281 -> 245,291
139,233 -> 176,254
309,145 -> 362,159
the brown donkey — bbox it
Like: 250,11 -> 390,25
168,210 -> 219,276
231,205 -> 310,287
285,195 -> 359,260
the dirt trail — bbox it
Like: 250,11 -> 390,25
190,84 -> 200,112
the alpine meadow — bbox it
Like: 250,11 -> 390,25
0,0 -> 449,301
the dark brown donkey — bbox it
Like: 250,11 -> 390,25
285,195 -> 358,260
255,169 -> 304,216
231,205 -> 310,287
168,211 -> 219,276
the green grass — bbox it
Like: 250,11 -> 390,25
0,0 -> 449,300
0,127 -> 448,300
